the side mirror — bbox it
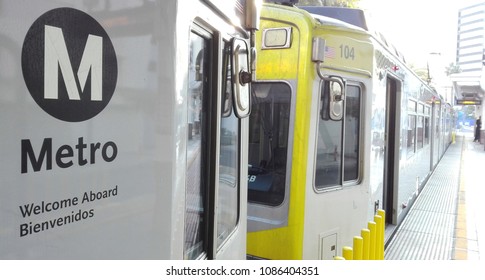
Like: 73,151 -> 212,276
320,77 -> 345,121
232,38 -> 251,118
329,79 -> 344,121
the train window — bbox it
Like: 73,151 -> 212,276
315,83 -> 361,190
424,116 -> 431,145
315,105 -> 343,187
417,116 -> 424,150
343,86 -> 361,181
407,115 -> 416,157
406,100 -> 417,158
184,30 -> 210,260
217,42 -> 240,249
248,82 -> 291,206
418,104 -> 424,114
435,108 -> 441,137
424,106 -> 431,146
408,100 -> 416,112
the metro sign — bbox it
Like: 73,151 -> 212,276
22,8 -> 117,122
44,25 -> 103,102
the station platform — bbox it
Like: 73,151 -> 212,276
385,132 -> 485,260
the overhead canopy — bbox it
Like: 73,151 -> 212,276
450,71 -> 485,105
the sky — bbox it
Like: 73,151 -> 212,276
359,0 -> 484,68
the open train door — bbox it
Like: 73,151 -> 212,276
382,76 -> 401,225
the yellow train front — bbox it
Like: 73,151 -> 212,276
247,3 -> 453,260
247,3 -> 373,259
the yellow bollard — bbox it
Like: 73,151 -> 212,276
353,236 -> 363,260
374,214 -> 383,260
377,209 -> 386,260
368,221 -> 376,260
334,256 -> 345,260
361,229 -> 370,260
342,246 -> 353,260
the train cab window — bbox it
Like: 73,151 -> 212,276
343,86 -> 361,181
216,42 -> 240,249
315,83 -> 361,190
248,82 -> 291,206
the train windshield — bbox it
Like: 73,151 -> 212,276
248,82 -> 291,206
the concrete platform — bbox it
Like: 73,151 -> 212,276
385,133 -> 485,260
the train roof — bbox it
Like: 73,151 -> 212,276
296,6 -> 443,99
261,3 -> 369,34
299,6 -> 369,31
262,3 -> 439,96
299,6 -> 408,64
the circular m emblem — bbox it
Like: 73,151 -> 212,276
22,8 -> 117,122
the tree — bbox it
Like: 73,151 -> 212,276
409,64 -> 430,83
445,62 -> 461,76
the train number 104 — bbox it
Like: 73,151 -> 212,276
339,44 -> 355,60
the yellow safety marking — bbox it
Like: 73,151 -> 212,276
454,136 -> 468,260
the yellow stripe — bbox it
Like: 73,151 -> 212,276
247,4 -> 312,259
454,136 -> 467,260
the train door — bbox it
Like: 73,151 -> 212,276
184,27 -> 219,260
183,0 -> 259,260
184,23 -> 252,260
382,76 -> 401,224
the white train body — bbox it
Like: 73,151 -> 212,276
0,0 -> 260,259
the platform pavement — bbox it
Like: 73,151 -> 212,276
454,132 -> 485,260
385,132 -> 485,260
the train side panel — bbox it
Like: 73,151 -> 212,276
369,40 -> 452,228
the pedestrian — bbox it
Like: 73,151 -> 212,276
474,116 -> 481,142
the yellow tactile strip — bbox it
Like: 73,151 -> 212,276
453,185 -> 467,259
453,136 -> 467,260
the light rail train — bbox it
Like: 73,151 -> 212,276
247,2 -> 454,260
0,0 -> 260,259
1,0 -> 454,261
